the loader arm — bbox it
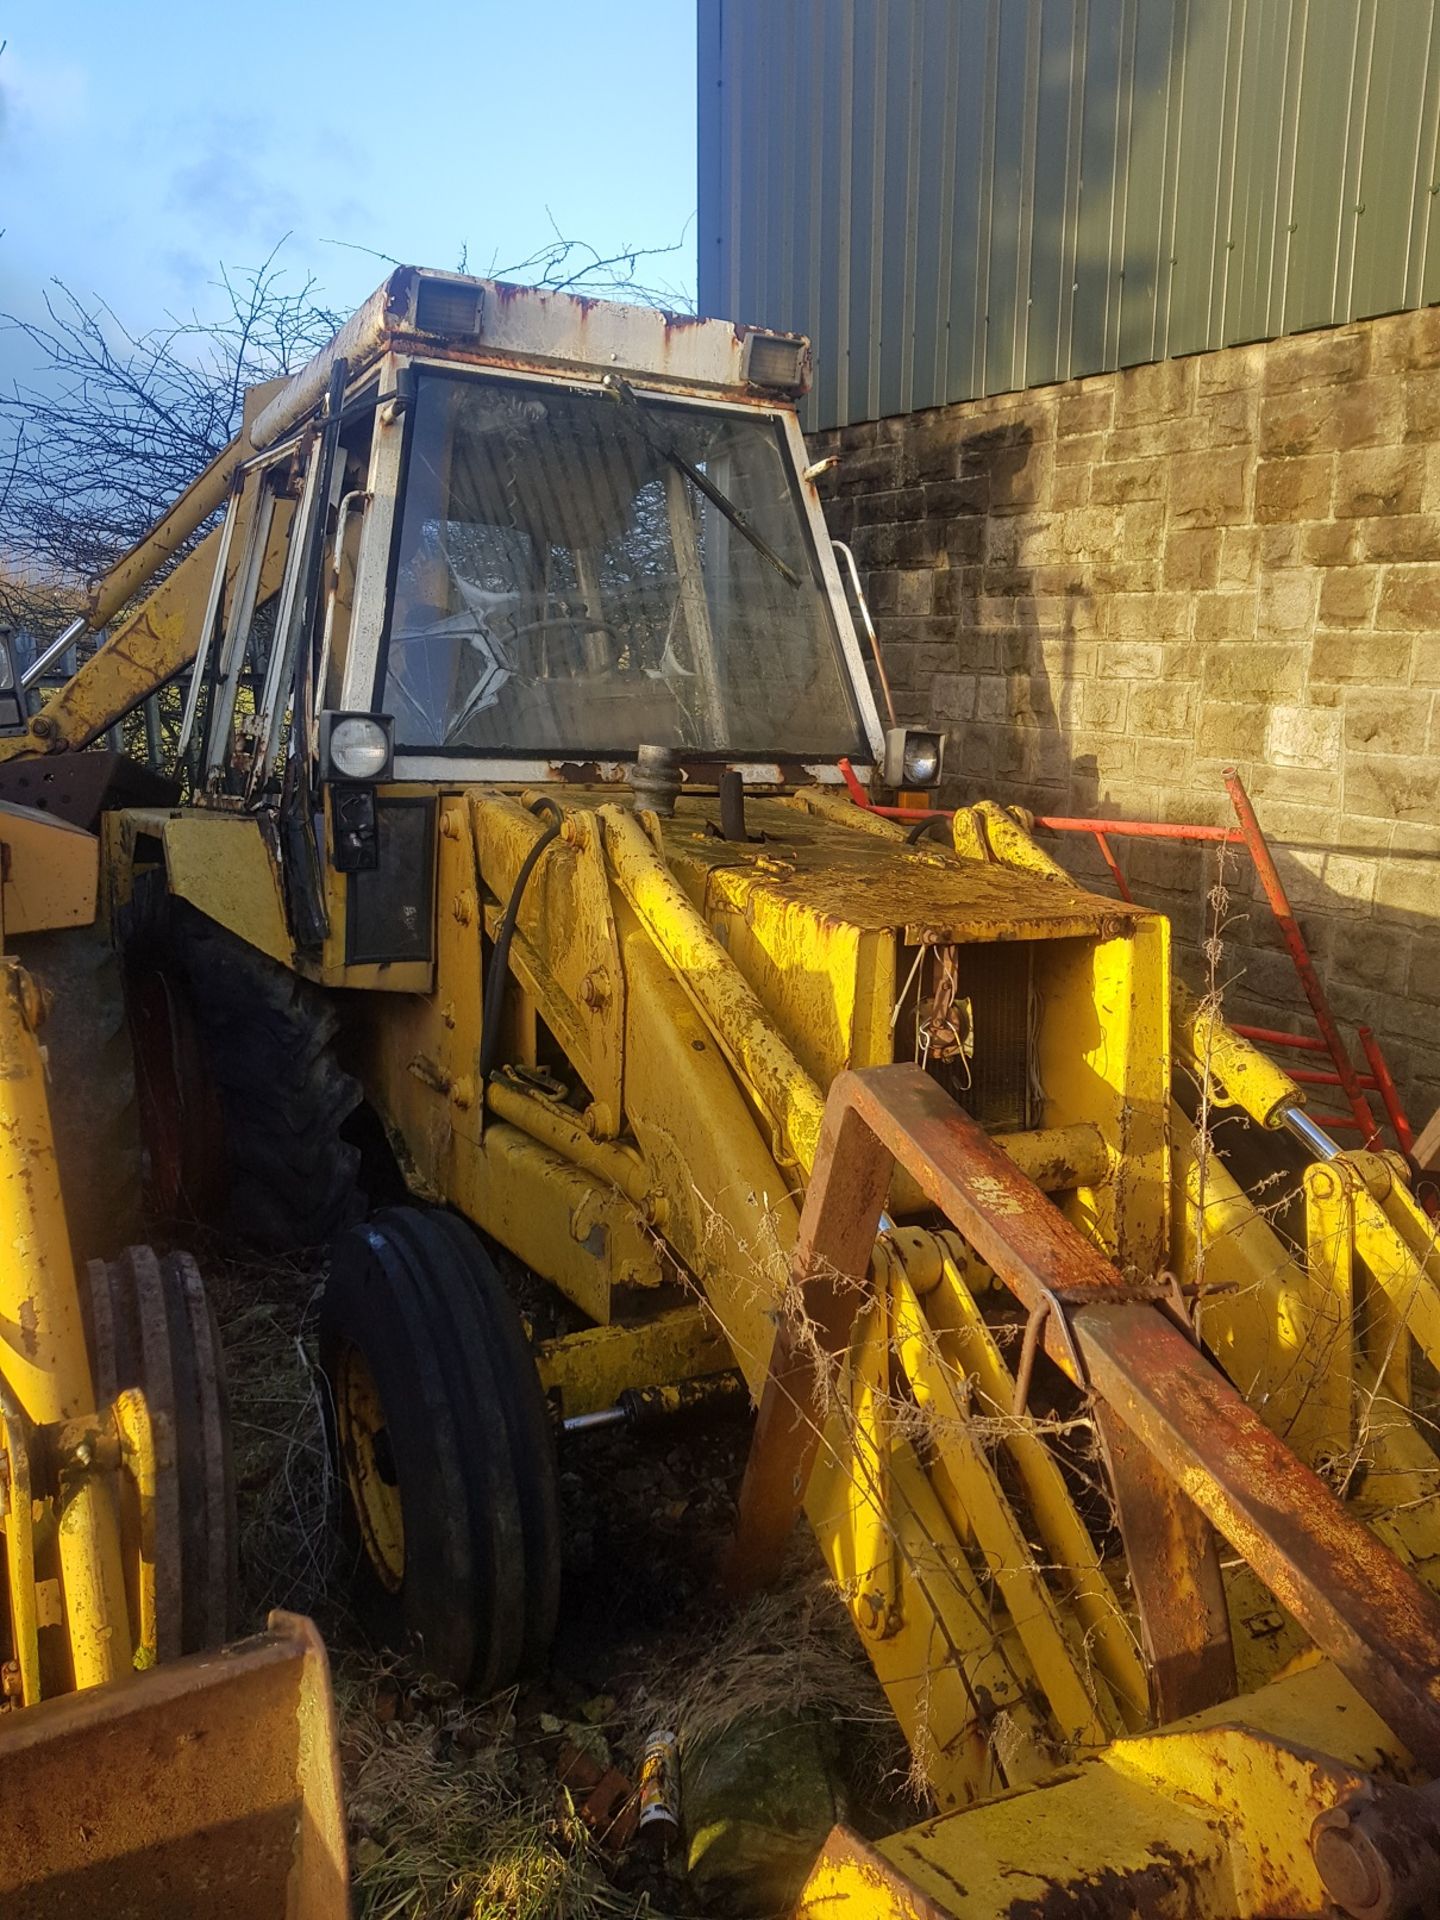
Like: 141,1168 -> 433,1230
0,489 -> 296,763
788,1067 -> 1440,1918
0,524 -> 225,761
0,374 -> 290,765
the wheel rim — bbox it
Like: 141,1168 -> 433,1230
336,1342 -> 405,1592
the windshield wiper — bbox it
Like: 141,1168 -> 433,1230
602,374 -> 802,588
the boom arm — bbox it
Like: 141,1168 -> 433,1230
1,480 -> 295,763
2,375 -> 287,763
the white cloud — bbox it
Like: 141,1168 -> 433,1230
0,50 -> 91,140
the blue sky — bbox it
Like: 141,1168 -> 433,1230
0,1 -> 697,378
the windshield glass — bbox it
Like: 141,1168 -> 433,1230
381,372 -> 865,757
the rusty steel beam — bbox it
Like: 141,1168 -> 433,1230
1088,1404 -> 1235,1720
732,1065 -> 1440,1766
725,1093 -> 892,1593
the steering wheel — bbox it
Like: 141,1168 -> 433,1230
501,613 -> 619,644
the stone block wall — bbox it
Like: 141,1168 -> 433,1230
813,305 -> 1440,1133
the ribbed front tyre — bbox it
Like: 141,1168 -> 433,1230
320,1206 -> 561,1691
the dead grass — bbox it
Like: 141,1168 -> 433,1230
203,1245 -> 342,1625
338,1665 -> 643,1920
205,1228 -> 921,1916
624,1567 -> 911,1817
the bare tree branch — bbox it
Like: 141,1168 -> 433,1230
0,253 -> 340,631
317,237 -> 405,272
489,210 -> 696,311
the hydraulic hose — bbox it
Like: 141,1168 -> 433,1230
906,813 -> 948,845
478,800 -> 562,1087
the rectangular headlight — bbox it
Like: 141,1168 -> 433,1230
414,276 -> 484,337
742,330 -> 810,392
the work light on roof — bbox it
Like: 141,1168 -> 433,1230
742,331 -> 808,391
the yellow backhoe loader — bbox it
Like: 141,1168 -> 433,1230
0,799 -> 347,1914
8,266 -> 1440,1916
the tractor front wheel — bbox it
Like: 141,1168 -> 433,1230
320,1206 -> 561,1691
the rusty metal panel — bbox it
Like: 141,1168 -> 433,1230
0,1613 -> 347,1920
699,0 -> 1440,428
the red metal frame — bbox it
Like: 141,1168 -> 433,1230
1233,1024 -> 1331,1052
1361,1024 -> 1416,1154
837,759 -> 1239,843
1092,831 -> 1132,901
1222,770 -> 1380,1144
834,758 -> 1412,1157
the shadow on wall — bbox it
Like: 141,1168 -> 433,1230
819,406 -> 1440,1135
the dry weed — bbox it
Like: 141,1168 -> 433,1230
626,1565 -> 910,1814
338,1665 -> 643,1920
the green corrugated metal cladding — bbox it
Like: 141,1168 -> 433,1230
698,0 -> 1440,428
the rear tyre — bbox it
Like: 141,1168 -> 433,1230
82,1246 -> 237,1655
320,1206 -> 561,1690
138,900 -> 365,1251
12,927 -> 143,1263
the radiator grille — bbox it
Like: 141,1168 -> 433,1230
924,942 -> 1034,1133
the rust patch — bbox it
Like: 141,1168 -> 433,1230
1003,1843 -> 1202,1919
16,1296 -> 38,1361
552,762 -> 619,785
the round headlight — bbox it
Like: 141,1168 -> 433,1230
330,715 -> 390,780
902,736 -> 941,786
